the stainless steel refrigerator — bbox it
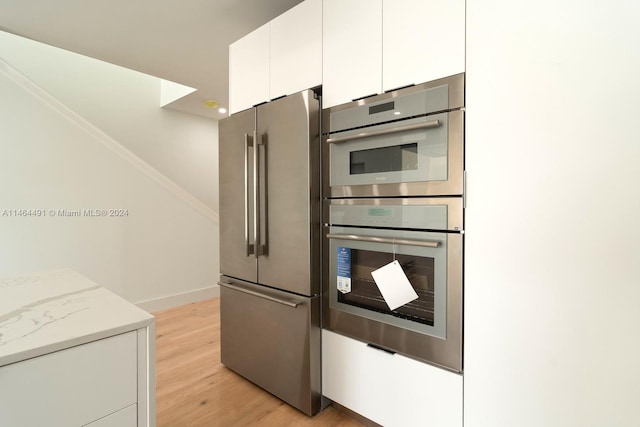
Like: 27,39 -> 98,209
218,89 -> 322,416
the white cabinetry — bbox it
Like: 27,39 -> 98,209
229,23 -> 270,114
322,330 -> 463,427
382,0 -> 465,92
229,0 -> 322,114
270,0 -> 322,100
0,269 -> 155,427
0,332 -> 138,427
322,0 -> 382,108
85,404 -> 138,427
322,0 -> 465,108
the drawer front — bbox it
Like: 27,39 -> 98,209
0,331 -> 137,427
85,404 -> 137,427
322,330 -> 463,427
220,280 -> 321,415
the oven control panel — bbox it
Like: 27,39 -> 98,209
329,203 -> 449,230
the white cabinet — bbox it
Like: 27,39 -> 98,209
322,0 -> 465,108
229,23 -> 270,114
322,330 -> 463,427
0,332 -> 139,427
270,0 -> 322,99
229,0 -> 322,114
382,0 -> 465,92
322,0 -> 382,108
0,269 -> 155,427
85,405 -> 138,427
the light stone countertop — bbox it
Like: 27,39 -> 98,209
0,268 -> 154,367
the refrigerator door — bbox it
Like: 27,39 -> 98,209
219,108 -> 258,283
255,90 -> 321,296
219,277 -> 322,415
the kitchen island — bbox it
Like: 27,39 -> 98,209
0,268 -> 155,427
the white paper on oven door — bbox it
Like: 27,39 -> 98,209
371,260 -> 418,310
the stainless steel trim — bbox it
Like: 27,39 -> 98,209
323,73 -> 464,115
326,197 -> 464,232
328,109 -> 465,197
326,120 -> 440,144
219,281 -> 300,308
323,232 -> 464,373
463,170 -> 467,209
220,276 -> 322,414
258,132 -> 268,256
244,133 -> 253,257
253,130 -> 260,258
326,233 -> 439,248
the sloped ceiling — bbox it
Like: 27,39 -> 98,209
0,0 -> 304,119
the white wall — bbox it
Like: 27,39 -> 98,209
465,1 -> 640,426
0,31 -> 219,212
0,56 -> 219,307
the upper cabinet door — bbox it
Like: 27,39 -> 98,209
229,23 -> 270,114
382,0 -> 465,92
322,0 -> 383,109
270,0 -> 322,99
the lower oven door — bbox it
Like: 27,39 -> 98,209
326,226 -> 462,372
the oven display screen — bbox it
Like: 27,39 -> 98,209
367,208 -> 393,217
369,101 -> 395,115
350,143 -> 418,175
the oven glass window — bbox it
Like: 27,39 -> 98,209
338,248 -> 435,325
349,143 -> 418,175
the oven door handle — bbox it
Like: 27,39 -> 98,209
326,233 -> 440,248
326,120 -> 440,144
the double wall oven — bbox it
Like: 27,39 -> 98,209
322,74 -> 465,373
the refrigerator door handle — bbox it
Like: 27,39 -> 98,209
258,132 -> 268,256
219,280 -> 300,308
253,130 -> 262,258
244,133 -> 254,256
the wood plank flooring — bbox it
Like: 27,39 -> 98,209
154,298 -> 363,426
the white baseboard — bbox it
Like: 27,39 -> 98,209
136,285 -> 220,313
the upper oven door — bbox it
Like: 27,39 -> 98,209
324,73 -> 464,198
328,110 -> 463,197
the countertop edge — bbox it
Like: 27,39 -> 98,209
0,317 -> 154,368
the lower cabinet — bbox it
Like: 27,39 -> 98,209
322,330 -> 463,427
0,331 -> 142,427
85,404 -> 138,427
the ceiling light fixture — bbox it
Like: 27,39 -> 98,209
205,100 -> 218,108
218,107 -> 227,114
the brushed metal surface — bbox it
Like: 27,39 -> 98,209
323,232 -> 463,373
220,277 -> 322,415
243,133 -> 253,257
328,109 -> 464,197
219,90 -> 320,296
219,108 -> 257,283
326,120 -> 440,144
326,197 -> 464,232
322,73 -> 465,198
321,197 -> 464,372
326,233 -> 440,248
323,73 -> 464,116
219,281 -> 299,307
255,90 -> 321,296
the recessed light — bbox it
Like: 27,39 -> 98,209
394,111 -> 401,115
218,107 -> 227,114
205,100 -> 218,108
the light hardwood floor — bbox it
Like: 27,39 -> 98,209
154,298 -> 363,426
